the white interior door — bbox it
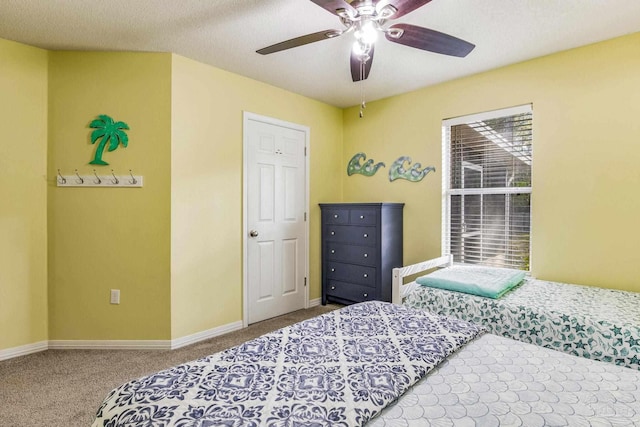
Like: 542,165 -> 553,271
243,113 -> 308,325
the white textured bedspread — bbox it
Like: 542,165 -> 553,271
371,333 -> 640,426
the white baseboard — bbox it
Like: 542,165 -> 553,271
4,316 -> 329,360
0,320 -> 246,360
47,320 -> 246,351
308,297 -> 321,308
171,320 -> 244,350
49,339 -> 171,350
0,340 -> 48,361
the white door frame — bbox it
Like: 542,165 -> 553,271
242,111 -> 310,327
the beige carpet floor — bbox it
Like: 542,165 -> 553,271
0,304 -> 340,427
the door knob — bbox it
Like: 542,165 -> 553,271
249,230 -> 259,238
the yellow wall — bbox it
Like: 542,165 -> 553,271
3,31 -> 639,352
170,55 -> 343,339
48,52 -> 173,340
11,46 -> 341,347
0,39 -> 49,350
343,32 -> 640,292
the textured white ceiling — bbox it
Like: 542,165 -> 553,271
1,0 -> 639,108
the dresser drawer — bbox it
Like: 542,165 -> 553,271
326,261 -> 376,287
349,208 -> 377,225
324,225 -> 376,246
325,243 -> 377,266
326,280 -> 376,303
323,208 -> 349,225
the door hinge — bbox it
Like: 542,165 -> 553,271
304,146 -> 307,156
304,277 -> 307,287
304,212 -> 307,221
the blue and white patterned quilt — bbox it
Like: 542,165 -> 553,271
92,301 -> 484,427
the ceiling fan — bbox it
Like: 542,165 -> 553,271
256,0 -> 475,83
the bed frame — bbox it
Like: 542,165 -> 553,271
391,254 -> 453,304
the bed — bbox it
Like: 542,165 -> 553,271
92,301 -> 640,426
393,255 -> 640,370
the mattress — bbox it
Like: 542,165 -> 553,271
370,333 -> 640,426
404,277 -> 640,369
92,300 -> 640,426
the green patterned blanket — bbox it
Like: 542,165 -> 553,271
404,278 -> 640,370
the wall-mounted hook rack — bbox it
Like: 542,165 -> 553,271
56,169 -> 143,188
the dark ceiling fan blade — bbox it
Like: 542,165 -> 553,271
376,0 -> 433,19
256,29 -> 343,55
350,46 -> 375,82
385,23 -> 475,57
309,0 -> 357,17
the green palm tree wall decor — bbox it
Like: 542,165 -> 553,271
89,114 -> 130,166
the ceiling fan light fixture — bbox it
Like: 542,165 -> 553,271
352,40 -> 372,61
355,20 -> 378,45
357,4 -> 377,17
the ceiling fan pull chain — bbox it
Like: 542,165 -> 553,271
359,60 -> 366,118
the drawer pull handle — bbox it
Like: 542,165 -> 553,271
363,233 -> 368,238
363,293 -> 368,298
363,274 -> 368,278
363,253 -> 368,258
331,231 -> 335,235
360,215 -> 364,219
334,214 -> 339,218
331,286 -> 336,290
331,249 -> 335,254
331,268 -> 335,272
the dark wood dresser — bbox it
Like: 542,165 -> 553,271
319,203 -> 404,305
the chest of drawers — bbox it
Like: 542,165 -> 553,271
319,203 -> 403,305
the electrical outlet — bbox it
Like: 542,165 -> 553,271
110,289 -> 120,304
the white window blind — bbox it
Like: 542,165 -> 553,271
442,105 -> 532,270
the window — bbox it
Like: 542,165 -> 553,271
442,105 -> 532,270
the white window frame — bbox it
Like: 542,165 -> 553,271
441,104 -> 533,268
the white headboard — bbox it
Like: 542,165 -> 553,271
391,254 -> 453,304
